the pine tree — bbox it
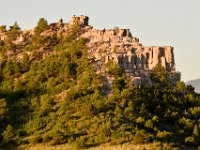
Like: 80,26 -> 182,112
34,18 -> 49,34
2,124 -> 15,143
21,52 -> 31,72
6,22 -> 21,41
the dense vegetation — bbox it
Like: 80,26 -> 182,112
0,19 -> 200,149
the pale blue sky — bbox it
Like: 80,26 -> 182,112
0,0 -> 200,81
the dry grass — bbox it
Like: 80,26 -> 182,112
17,144 -> 74,150
15,142 -> 185,150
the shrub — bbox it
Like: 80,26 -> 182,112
27,135 -> 42,144
2,125 -> 15,143
0,25 -> 6,33
136,117 -> 145,125
156,131 -> 173,141
144,119 -> 154,129
133,130 -> 152,144
185,136 -> 195,145
193,124 -> 199,137
112,77 -> 126,92
105,61 -> 122,76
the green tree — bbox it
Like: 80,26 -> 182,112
0,25 -> 6,33
6,22 -> 21,41
34,18 -> 49,34
151,64 -> 168,83
105,61 -> 123,76
0,98 -> 7,132
112,77 -> 126,92
3,61 -> 13,77
0,62 -> 3,82
2,124 -> 15,143
21,52 -> 31,72
30,18 -> 50,49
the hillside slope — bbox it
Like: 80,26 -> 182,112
186,79 -> 200,93
0,16 -> 199,149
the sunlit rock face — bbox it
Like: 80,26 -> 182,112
76,16 -> 180,85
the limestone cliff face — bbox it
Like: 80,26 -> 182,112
0,15 -> 181,85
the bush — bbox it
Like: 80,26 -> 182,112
27,135 -> 43,144
144,119 -> 154,129
2,125 -> 15,143
71,141 -> 85,150
112,77 -> 126,92
105,61 -> 122,76
133,130 -> 152,144
156,131 -> 173,141
136,117 -> 145,125
185,136 -> 195,145
0,25 -> 6,33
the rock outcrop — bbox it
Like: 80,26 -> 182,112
70,15 -> 89,27
75,16 -> 181,85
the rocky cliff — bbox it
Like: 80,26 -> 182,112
0,15 -> 181,85
74,15 -> 181,85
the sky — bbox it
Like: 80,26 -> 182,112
0,0 -> 200,82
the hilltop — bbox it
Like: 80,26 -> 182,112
186,79 -> 200,93
0,16 -> 199,149
0,15 -> 180,88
